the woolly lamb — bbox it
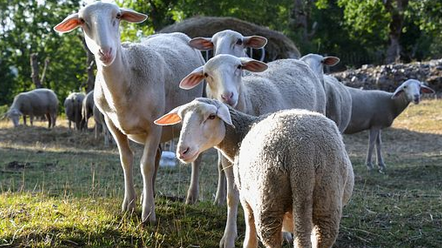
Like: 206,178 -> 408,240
155,98 -> 354,248
6,88 -> 58,128
64,92 -> 85,130
180,54 -> 326,247
344,79 -> 434,171
300,53 -> 352,133
55,2 -> 205,223
82,90 -> 94,130
189,29 -> 267,60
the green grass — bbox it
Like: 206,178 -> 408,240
1,99 -> 442,247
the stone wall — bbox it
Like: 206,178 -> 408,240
332,59 -> 442,93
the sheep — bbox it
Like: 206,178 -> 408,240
82,90 -> 95,131
93,104 -> 113,147
54,2 -> 205,223
300,53 -> 352,133
64,92 -> 85,130
344,79 -> 435,171
6,88 -> 58,128
179,54 -> 326,247
155,98 -> 354,248
189,29 -> 268,60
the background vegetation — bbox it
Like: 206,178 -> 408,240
1,0 -> 442,108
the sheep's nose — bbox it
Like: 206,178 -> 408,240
413,94 -> 420,103
178,146 -> 190,159
221,92 -> 234,102
99,47 -> 112,57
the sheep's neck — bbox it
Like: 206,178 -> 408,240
96,47 -> 129,101
391,93 -> 411,119
216,109 -> 257,162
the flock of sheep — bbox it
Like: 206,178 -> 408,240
3,2 -> 435,248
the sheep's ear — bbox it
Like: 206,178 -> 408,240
180,66 -> 205,90
243,35 -> 268,49
189,37 -> 214,51
154,106 -> 182,126
421,84 -> 435,94
54,13 -> 82,33
391,86 -> 404,99
240,57 -> 268,72
216,104 -> 234,127
120,8 -> 148,23
322,56 -> 340,67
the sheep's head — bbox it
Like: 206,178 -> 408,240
54,2 -> 147,67
300,53 -> 340,82
392,79 -> 435,104
189,29 -> 267,58
155,98 -> 233,163
179,54 -> 268,108
6,109 -> 22,127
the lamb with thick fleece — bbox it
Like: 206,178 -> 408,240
155,98 -> 354,248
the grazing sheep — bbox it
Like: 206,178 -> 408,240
64,92 -> 85,130
189,29 -> 267,61
155,98 -> 354,248
180,55 -> 326,247
6,88 -> 58,128
300,53 -> 352,133
55,2 -> 205,223
344,79 -> 435,171
82,90 -> 95,131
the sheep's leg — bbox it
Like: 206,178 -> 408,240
241,199 -> 258,248
376,130 -> 386,171
312,211 -> 341,248
23,115 -> 27,126
219,164 -> 239,248
45,113 -> 51,128
255,210 -> 284,248
68,120 -> 72,129
186,155 -> 202,204
30,115 -> 34,126
106,119 -> 136,214
366,128 -> 379,170
214,152 -> 227,205
139,126 -> 162,223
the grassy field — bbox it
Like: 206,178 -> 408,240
1,99 -> 441,247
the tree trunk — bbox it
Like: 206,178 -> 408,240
40,58 -> 50,85
384,0 -> 409,64
291,0 -> 316,41
30,53 -> 42,88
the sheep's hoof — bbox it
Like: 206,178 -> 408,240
185,194 -> 198,205
366,163 -> 374,171
378,164 -> 386,173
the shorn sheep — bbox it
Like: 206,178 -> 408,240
300,53 -> 352,133
155,98 -> 354,248
55,2 -> 205,223
6,88 -> 58,128
180,54 -> 326,247
344,79 -> 435,171
64,92 -> 85,130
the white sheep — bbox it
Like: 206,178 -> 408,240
344,79 -> 435,171
64,92 -> 85,130
179,54 -> 327,247
55,2 -> 205,223
189,29 -> 268,60
6,88 -> 58,128
155,98 -> 354,248
81,90 -> 94,131
300,53 -> 352,133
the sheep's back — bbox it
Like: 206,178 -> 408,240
14,89 -> 58,116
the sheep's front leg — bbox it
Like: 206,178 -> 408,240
366,128 -> 379,170
140,126 -> 162,223
106,119 -> 136,214
220,162 -> 239,248
23,115 -> 27,126
186,155 -> 202,204
376,130 -> 386,171
214,152 -> 227,206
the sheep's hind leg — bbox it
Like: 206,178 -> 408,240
366,128 -> 379,171
219,164 -> 239,248
312,212 -> 341,248
241,199 -> 258,248
376,130 -> 386,172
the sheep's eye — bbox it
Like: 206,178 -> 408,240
403,86 -> 407,89
116,13 -> 122,19
236,39 -> 243,45
237,65 -> 242,70
79,18 -> 85,24
204,72 -> 208,77
208,114 -> 216,120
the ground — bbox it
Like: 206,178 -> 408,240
0,99 -> 441,247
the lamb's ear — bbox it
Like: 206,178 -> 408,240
216,104 -> 234,127
243,35 -> 268,49
240,57 -> 268,72
180,66 -> 205,90
120,8 -> 148,23
322,56 -> 340,67
189,37 -> 214,51
421,84 -> 435,94
54,13 -> 81,33
391,85 -> 404,99
154,106 -> 182,126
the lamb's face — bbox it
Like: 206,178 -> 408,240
7,109 -> 21,127
393,79 -> 435,104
